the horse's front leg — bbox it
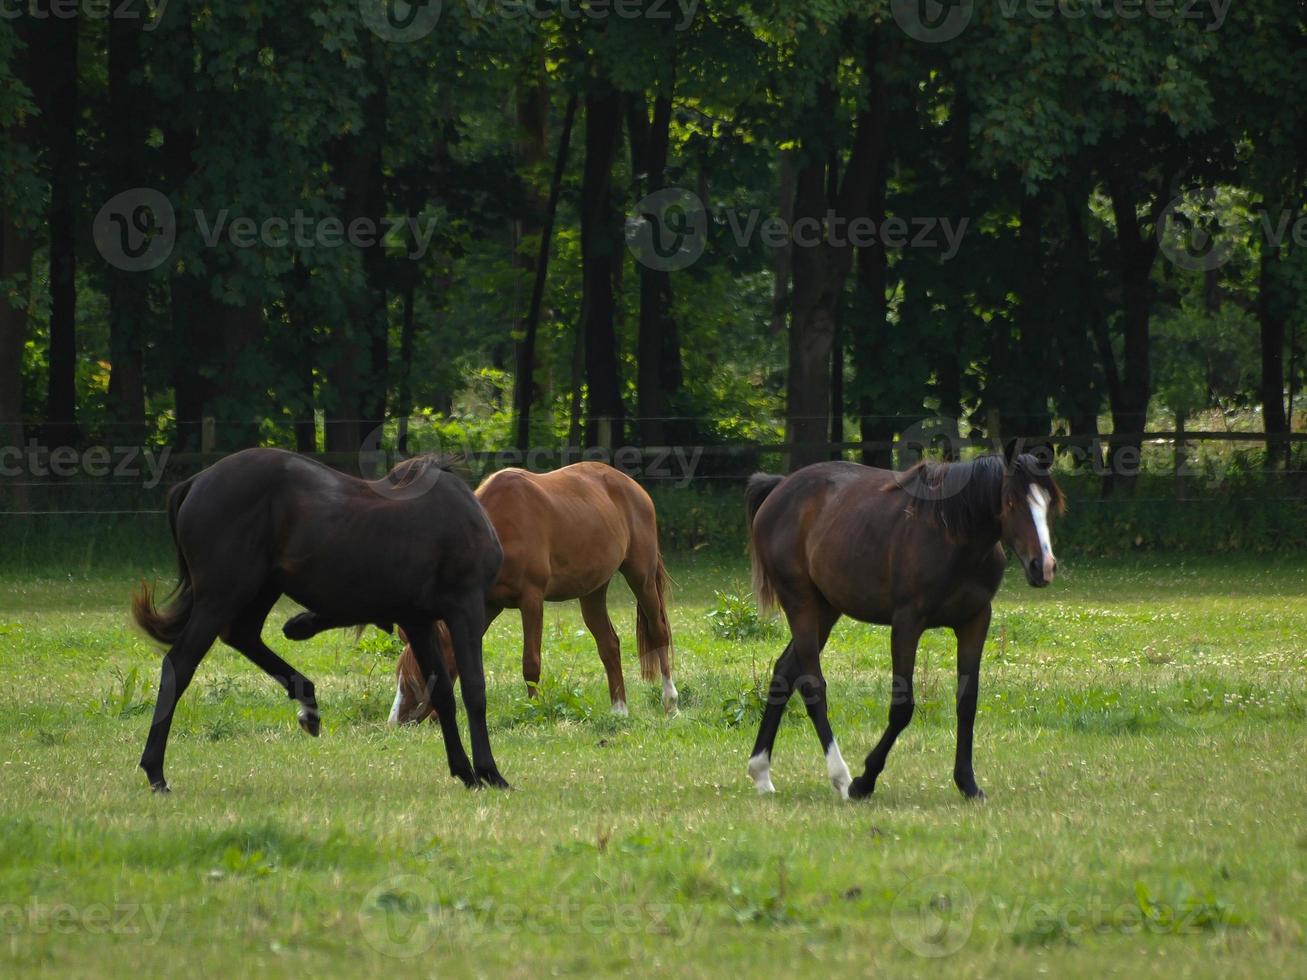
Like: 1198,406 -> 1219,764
518,591 -> 545,697
952,605 -> 991,801
849,611 -> 922,800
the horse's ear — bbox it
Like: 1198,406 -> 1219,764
1002,439 -> 1021,467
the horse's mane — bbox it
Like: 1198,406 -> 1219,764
892,453 -> 1065,538
383,453 -> 461,485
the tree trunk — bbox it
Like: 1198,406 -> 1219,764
514,93 -> 577,450
631,92 -> 681,447
44,13 -> 79,447
1059,183 -> 1104,470
105,13 -> 149,446
770,150 -> 796,336
788,32 -> 895,471
1016,192 -> 1052,463
325,74 -> 387,457
285,256 -> 317,453
1103,174 -> 1158,497
580,87 -> 625,449
0,22 -> 36,451
158,12 -> 209,453
0,213 -> 33,452
1258,242 -> 1289,469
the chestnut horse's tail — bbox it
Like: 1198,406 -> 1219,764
636,552 -> 671,682
745,472 -> 785,613
132,476 -> 195,647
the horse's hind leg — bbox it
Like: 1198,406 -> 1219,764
621,560 -> 676,712
223,586 -> 321,736
849,610 -> 923,800
444,599 -> 509,789
747,641 -> 798,793
139,610 -> 222,792
401,617 -> 478,789
579,585 -> 626,714
788,601 -> 849,799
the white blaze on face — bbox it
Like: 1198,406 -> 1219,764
1027,485 -> 1055,581
748,751 -> 775,794
387,678 -> 405,725
826,741 -> 852,800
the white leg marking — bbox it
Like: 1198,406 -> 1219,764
662,676 -> 679,713
1027,486 -> 1056,581
611,699 -> 629,717
826,740 -> 852,800
387,678 -> 404,726
748,751 -> 775,794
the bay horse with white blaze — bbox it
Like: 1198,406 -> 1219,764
132,448 -> 508,793
385,461 -> 675,724
745,453 -> 1063,801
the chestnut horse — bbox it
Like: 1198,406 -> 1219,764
745,453 -> 1063,801
387,461 -> 676,723
132,448 -> 508,793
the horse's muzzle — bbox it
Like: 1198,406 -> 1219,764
1027,557 -> 1055,588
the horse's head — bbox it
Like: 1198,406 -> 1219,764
387,626 -> 452,725
1000,453 -> 1065,588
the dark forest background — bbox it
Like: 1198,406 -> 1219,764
1,0 -> 1305,506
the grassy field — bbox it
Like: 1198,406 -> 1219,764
1,551 -> 1305,977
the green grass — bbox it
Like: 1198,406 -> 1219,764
1,553 -> 1305,977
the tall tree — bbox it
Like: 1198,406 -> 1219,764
785,27 -> 895,470
42,13 -> 79,446
579,84 -> 625,449
104,13 -> 151,443
0,20 -> 38,451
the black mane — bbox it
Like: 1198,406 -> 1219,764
894,453 -> 1064,539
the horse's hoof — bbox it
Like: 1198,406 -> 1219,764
478,770 -> 512,790
282,613 -> 316,641
298,709 -> 321,737
150,780 -> 171,794
611,700 -> 629,718
962,787 -> 986,803
847,776 -> 875,800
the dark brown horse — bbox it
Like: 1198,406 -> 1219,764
745,453 -> 1063,801
386,461 -> 675,723
131,448 -> 508,793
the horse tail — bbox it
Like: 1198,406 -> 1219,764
636,551 -> 672,682
745,472 -> 785,613
131,476 -> 195,648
